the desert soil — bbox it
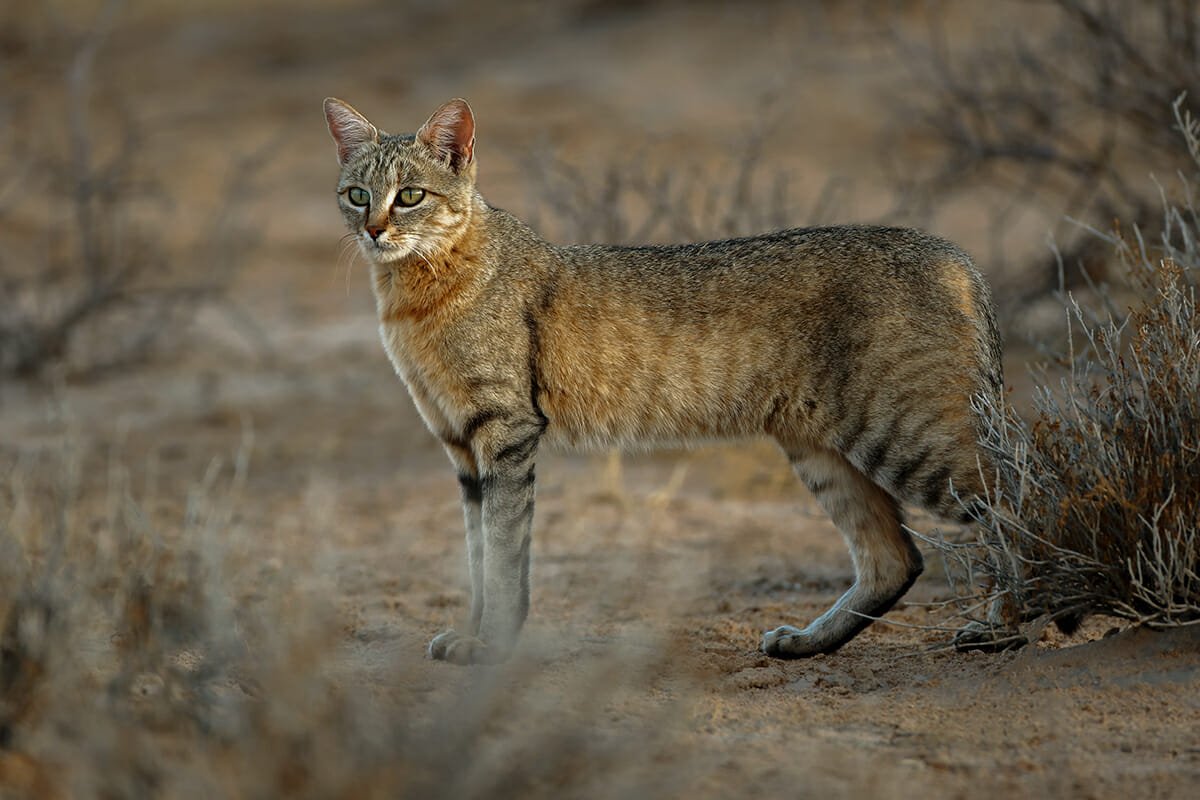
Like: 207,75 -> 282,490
2,2 -> 1197,797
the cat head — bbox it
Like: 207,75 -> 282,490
323,97 -> 477,264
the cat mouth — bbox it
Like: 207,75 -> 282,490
360,237 -> 412,263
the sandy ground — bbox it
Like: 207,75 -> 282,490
2,1 -> 1198,797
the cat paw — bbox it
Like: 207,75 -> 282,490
952,620 -> 1027,652
761,625 -> 826,659
428,629 -> 461,660
428,629 -> 503,665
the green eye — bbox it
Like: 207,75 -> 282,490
347,187 -> 370,207
395,187 -> 425,207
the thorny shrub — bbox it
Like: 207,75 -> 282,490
935,98 -> 1200,645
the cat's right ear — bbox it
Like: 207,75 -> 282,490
324,98 -> 379,166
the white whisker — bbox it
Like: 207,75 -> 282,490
413,243 -> 439,278
333,233 -> 361,294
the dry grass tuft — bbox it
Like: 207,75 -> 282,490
0,435 -> 692,799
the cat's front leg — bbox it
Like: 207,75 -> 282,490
444,442 -> 485,634
427,443 -> 486,664
429,414 -> 543,665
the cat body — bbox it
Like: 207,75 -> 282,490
325,98 -> 1003,664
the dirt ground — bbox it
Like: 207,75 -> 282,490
2,1 -> 1198,798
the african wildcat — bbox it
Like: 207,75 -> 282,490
324,97 -> 1003,665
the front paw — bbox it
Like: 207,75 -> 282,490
428,629 -> 505,665
761,625 -> 823,659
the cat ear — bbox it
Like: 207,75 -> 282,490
416,98 -> 475,172
324,98 -> 379,166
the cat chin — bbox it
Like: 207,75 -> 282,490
359,241 -> 412,264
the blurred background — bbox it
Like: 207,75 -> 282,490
2,2 -> 1198,797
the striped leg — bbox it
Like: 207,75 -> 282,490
428,443 -> 484,661
457,472 -> 485,636
762,446 -> 923,657
430,415 -> 542,665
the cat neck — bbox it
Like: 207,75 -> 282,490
370,192 -> 493,324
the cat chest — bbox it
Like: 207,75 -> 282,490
377,320 -> 518,436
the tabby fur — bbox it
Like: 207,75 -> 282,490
324,97 -> 1003,664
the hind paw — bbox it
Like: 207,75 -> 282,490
952,621 -> 1027,652
762,625 -> 827,659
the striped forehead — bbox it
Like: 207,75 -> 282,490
353,134 -> 445,187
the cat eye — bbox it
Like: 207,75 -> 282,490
347,187 -> 370,207
395,187 -> 425,208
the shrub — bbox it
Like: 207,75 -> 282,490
0,9 -> 264,378
519,99 -> 839,246
889,0 -> 1200,291
936,98 -> 1200,645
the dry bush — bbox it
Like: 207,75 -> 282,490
0,437 -> 691,799
888,0 -> 1200,291
520,106 -> 844,246
931,99 -> 1200,647
0,4 -> 265,378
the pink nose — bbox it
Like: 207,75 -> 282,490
365,225 -> 385,240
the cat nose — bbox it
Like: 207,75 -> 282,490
365,225 -> 386,240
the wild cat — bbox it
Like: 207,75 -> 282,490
324,97 -> 1003,665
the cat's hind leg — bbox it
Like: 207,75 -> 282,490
762,445 -> 922,658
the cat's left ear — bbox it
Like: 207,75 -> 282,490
416,98 -> 475,173
324,98 -> 379,166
